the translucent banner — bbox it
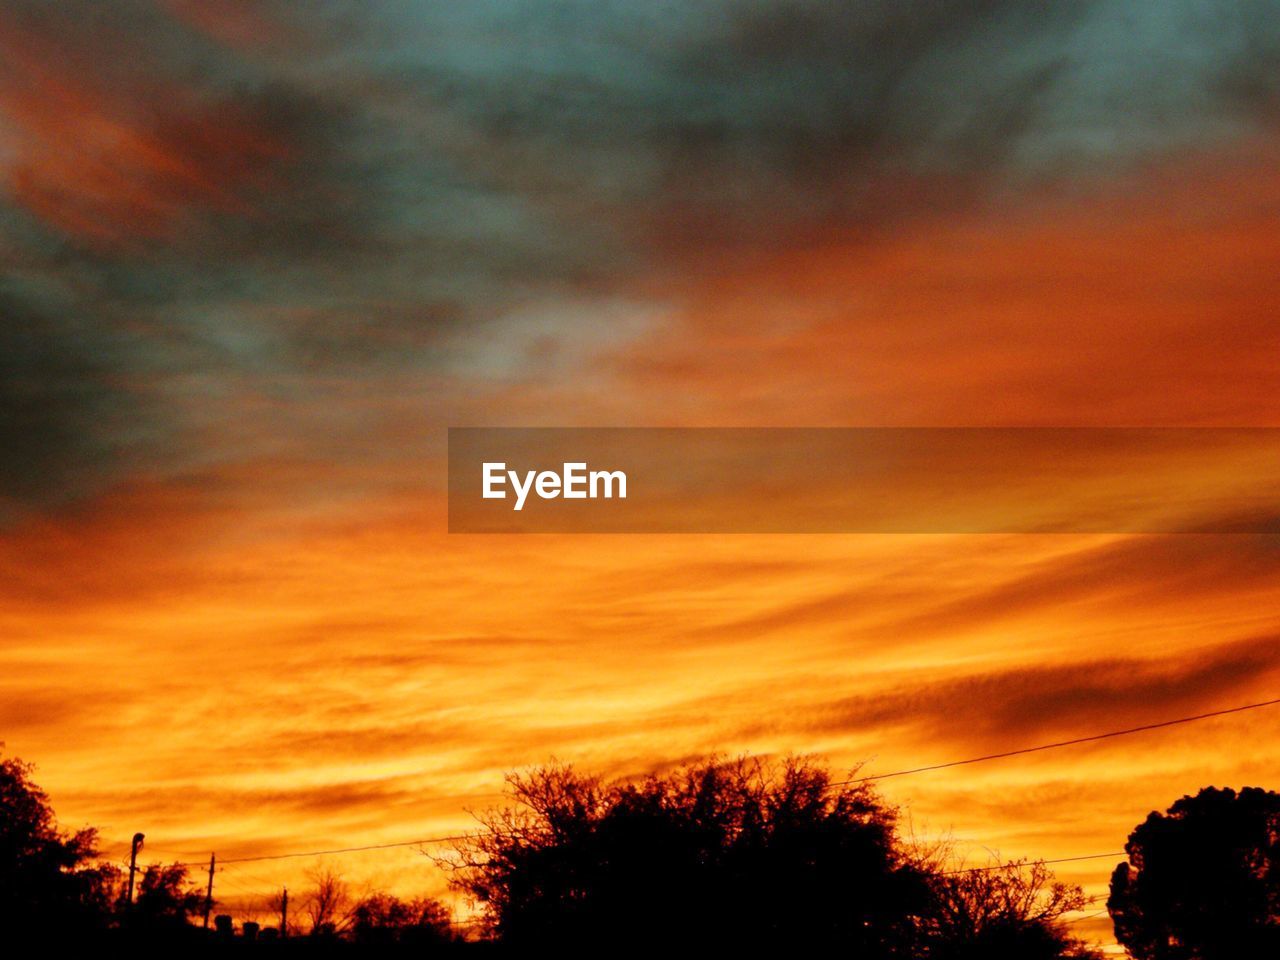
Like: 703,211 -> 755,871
448,428 -> 1280,534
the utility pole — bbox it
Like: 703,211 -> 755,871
126,832 -> 145,905
280,886 -> 288,937
203,853 -> 216,928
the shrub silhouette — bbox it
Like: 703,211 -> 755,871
449,756 -> 931,953
128,862 -> 204,932
922,859 -> 1101,959
349,892 -> 457,945
1108,786 -> 1280,959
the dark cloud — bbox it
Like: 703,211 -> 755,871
805,631 -> 1280,750
0,685 -> 129,733
364,0 -> 1280,242
65,778 -> 422,827
0,291 -> 113,506
3,0 -> 1280,510
888,533 -> 1280,640
679,529 -> 1280,654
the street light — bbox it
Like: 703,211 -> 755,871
126,832 -> 145,904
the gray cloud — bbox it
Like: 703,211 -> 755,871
3,0 -> 1278,509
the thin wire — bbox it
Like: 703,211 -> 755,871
1066,909 -> 1110,924
220,863 -> 281,888
211,875 -> 263,897
942,852 -> 1125,875
838,696 -> 1280,784
180,833 -> 475,867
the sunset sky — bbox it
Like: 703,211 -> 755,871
3,1 -> 1280,949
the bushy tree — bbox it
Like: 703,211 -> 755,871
1108,786 -> 1280,960
0,753 -> 116,936
449,756 -> 930,953
129,862 -> 203,930
349,892 -> 456,945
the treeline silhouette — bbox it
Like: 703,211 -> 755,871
3,750 -> 1277,957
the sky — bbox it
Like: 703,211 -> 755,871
2,0 -> 1280,948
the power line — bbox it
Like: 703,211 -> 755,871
943,852 -> 1125,875
158,694 -> 1275,871
839,696 -> 1280,784
179,833 -> 475,867
1066,909 -> 1110,925
212,874 -> 261,896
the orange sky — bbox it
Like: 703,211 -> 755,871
3,3 -> 1280,951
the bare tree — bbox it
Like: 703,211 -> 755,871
922,859 -> 1100,959
303,866 -> 351,936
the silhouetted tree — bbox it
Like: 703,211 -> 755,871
127,862 -> 203,931
1108,786 -> 1280,960
349,892 -> 457,945
0,753 -> 117,937
922,859 -> 1101,959
305,865 -> 352,936
448,756 -> 930,953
